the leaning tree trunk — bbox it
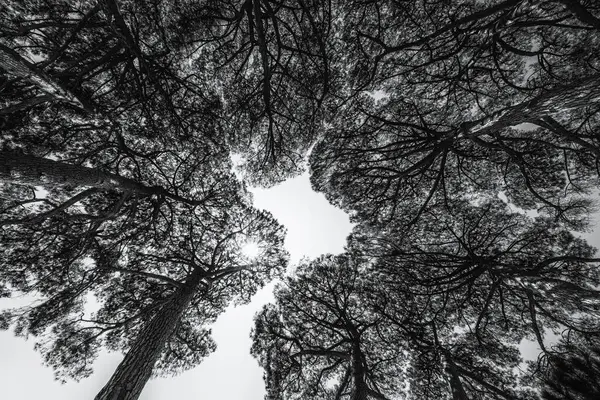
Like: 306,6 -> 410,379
463,74 -> 600,137
94,269 -> 204,400
443,351 -> 470,400
0,150 -> 160,196
0,43 -> 90,111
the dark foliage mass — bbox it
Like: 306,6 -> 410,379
541,342 -> 600,400
1,1 -> 600,400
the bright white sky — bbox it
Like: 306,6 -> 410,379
0,172 -> 354,400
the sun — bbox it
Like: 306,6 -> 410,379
241,241 -> 261,259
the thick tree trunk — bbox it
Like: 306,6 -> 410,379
463,74 -> 600,137
0,43 -> 90,111
0,150 -> 160,195
94,270 -> 203,400
454,364 -> 518,400
0,95 -> 54,115
348,327 -> 370,400
443,352 -> 470,400
431,324 -> 469,400
558,0 -> 600,29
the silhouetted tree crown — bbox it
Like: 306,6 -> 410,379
2,1 -> 600,400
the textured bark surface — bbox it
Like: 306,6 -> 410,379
464,74 -> 600,137
0,43 -> 89,111
0,150 -> 159,195
351,340 -> 369,400
0,95 -> 54,115
348,324 -> 369,400
444,352 -> 470,400
95,270 -> 203,400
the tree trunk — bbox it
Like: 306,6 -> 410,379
431,324 -> 469,400
0,149 -> 160,195
454,364 -> 518,400
463,74 -> 600,137
443,351 -> 470,400
0,95 -> 54,115
99,0 -> 144,63
94,270 -> 203,400
348,326 -> 370,400
0,43 -> 90,111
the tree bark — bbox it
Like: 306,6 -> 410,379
443,351 -> 470,400
99,0 -> 144,63
0,95 -> 54,115
455,364 -> 518,400
463,74 -> 600,137
347,324 -> 370,400
0,43 -> 90,111
350,339 -> 369,400
0,149 -> 160,195
431,323 -> 469,400
558,0 -> 600,29
94,269 -> 203,400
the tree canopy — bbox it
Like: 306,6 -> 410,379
310,0 -> 600,226
2,1 -> 600,399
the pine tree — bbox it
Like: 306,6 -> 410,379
542,345 -> 600,400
